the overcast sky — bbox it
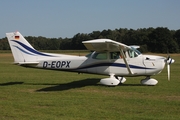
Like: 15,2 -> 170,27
0,0 -> 179,38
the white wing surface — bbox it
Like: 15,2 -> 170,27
82,39 -> 131,52
83,39 -> 134,75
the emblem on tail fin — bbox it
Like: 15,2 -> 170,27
15,36 -> 20,40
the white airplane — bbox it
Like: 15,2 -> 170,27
6,31 -> 175,86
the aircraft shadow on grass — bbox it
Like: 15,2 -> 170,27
0,82 -> 24,86
36,78 -> 100,92
0,80 -> 143,91
36,79 -> 143,92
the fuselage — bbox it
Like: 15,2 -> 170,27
33,51 -> 166,77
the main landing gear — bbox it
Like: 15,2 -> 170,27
140,76 -> 158,86
100,75 -> 158,86
100,75 -> 126,86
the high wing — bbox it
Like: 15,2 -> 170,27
82,39 -> 131,52
83,39 -> 134,75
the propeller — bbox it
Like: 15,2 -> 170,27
166,55 -> 175,81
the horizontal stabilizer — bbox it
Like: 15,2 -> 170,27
14,62 -> 39,67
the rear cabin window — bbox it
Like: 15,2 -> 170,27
92,52 -> 107,60
110,52 -> 121,59
110,51 -> 127,59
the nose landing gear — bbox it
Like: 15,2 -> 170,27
141,76 -> 158,86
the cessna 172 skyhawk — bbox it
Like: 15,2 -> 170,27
6,31 -> 174,86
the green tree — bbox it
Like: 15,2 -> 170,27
148,27 -> 178,53
72,33 -> 91,50
60,38 -> 72,50
1,27 -> 179,52
89,31 -> 100,39
0,38 -> 10,50
174,29 -> 180,50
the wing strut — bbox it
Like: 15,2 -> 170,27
119,48 -> 134,75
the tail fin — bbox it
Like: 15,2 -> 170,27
6,31 -> 52,64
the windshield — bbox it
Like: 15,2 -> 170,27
85,52 -> 93,58
127,47 -> 141,58
131,47 -> 141,55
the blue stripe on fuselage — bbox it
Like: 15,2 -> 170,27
78,62 -> 154,70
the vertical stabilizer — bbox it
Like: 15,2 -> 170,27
6,32 -> 38,63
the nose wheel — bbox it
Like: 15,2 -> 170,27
141,76 -> 158,86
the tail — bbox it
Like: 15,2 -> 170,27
6,31 -> 54,65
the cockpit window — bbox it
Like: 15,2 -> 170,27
131,47 -> 141,55
127,47 -> 141,58
85,52 -> 93,58
92,52 -> 107,60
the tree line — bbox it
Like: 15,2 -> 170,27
0,27 -> 180,53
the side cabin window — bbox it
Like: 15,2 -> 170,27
110,51 -> 127,59
110,52 -> 121,59
92,52 -> 107,60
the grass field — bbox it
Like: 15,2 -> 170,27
0,52 -> 180,120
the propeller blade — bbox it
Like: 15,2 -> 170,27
166,55 -> 174,81
167,64 -> 170,81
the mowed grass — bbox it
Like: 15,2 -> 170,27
0,52 -> 180,120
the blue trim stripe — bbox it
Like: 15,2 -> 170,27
112,63 -> 153,69
13,45 -> 35,56
78,62 -> 154,70
11,40 -> 55,57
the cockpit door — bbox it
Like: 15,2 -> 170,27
125,49 -> 146,75
86,52 -> 109,75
